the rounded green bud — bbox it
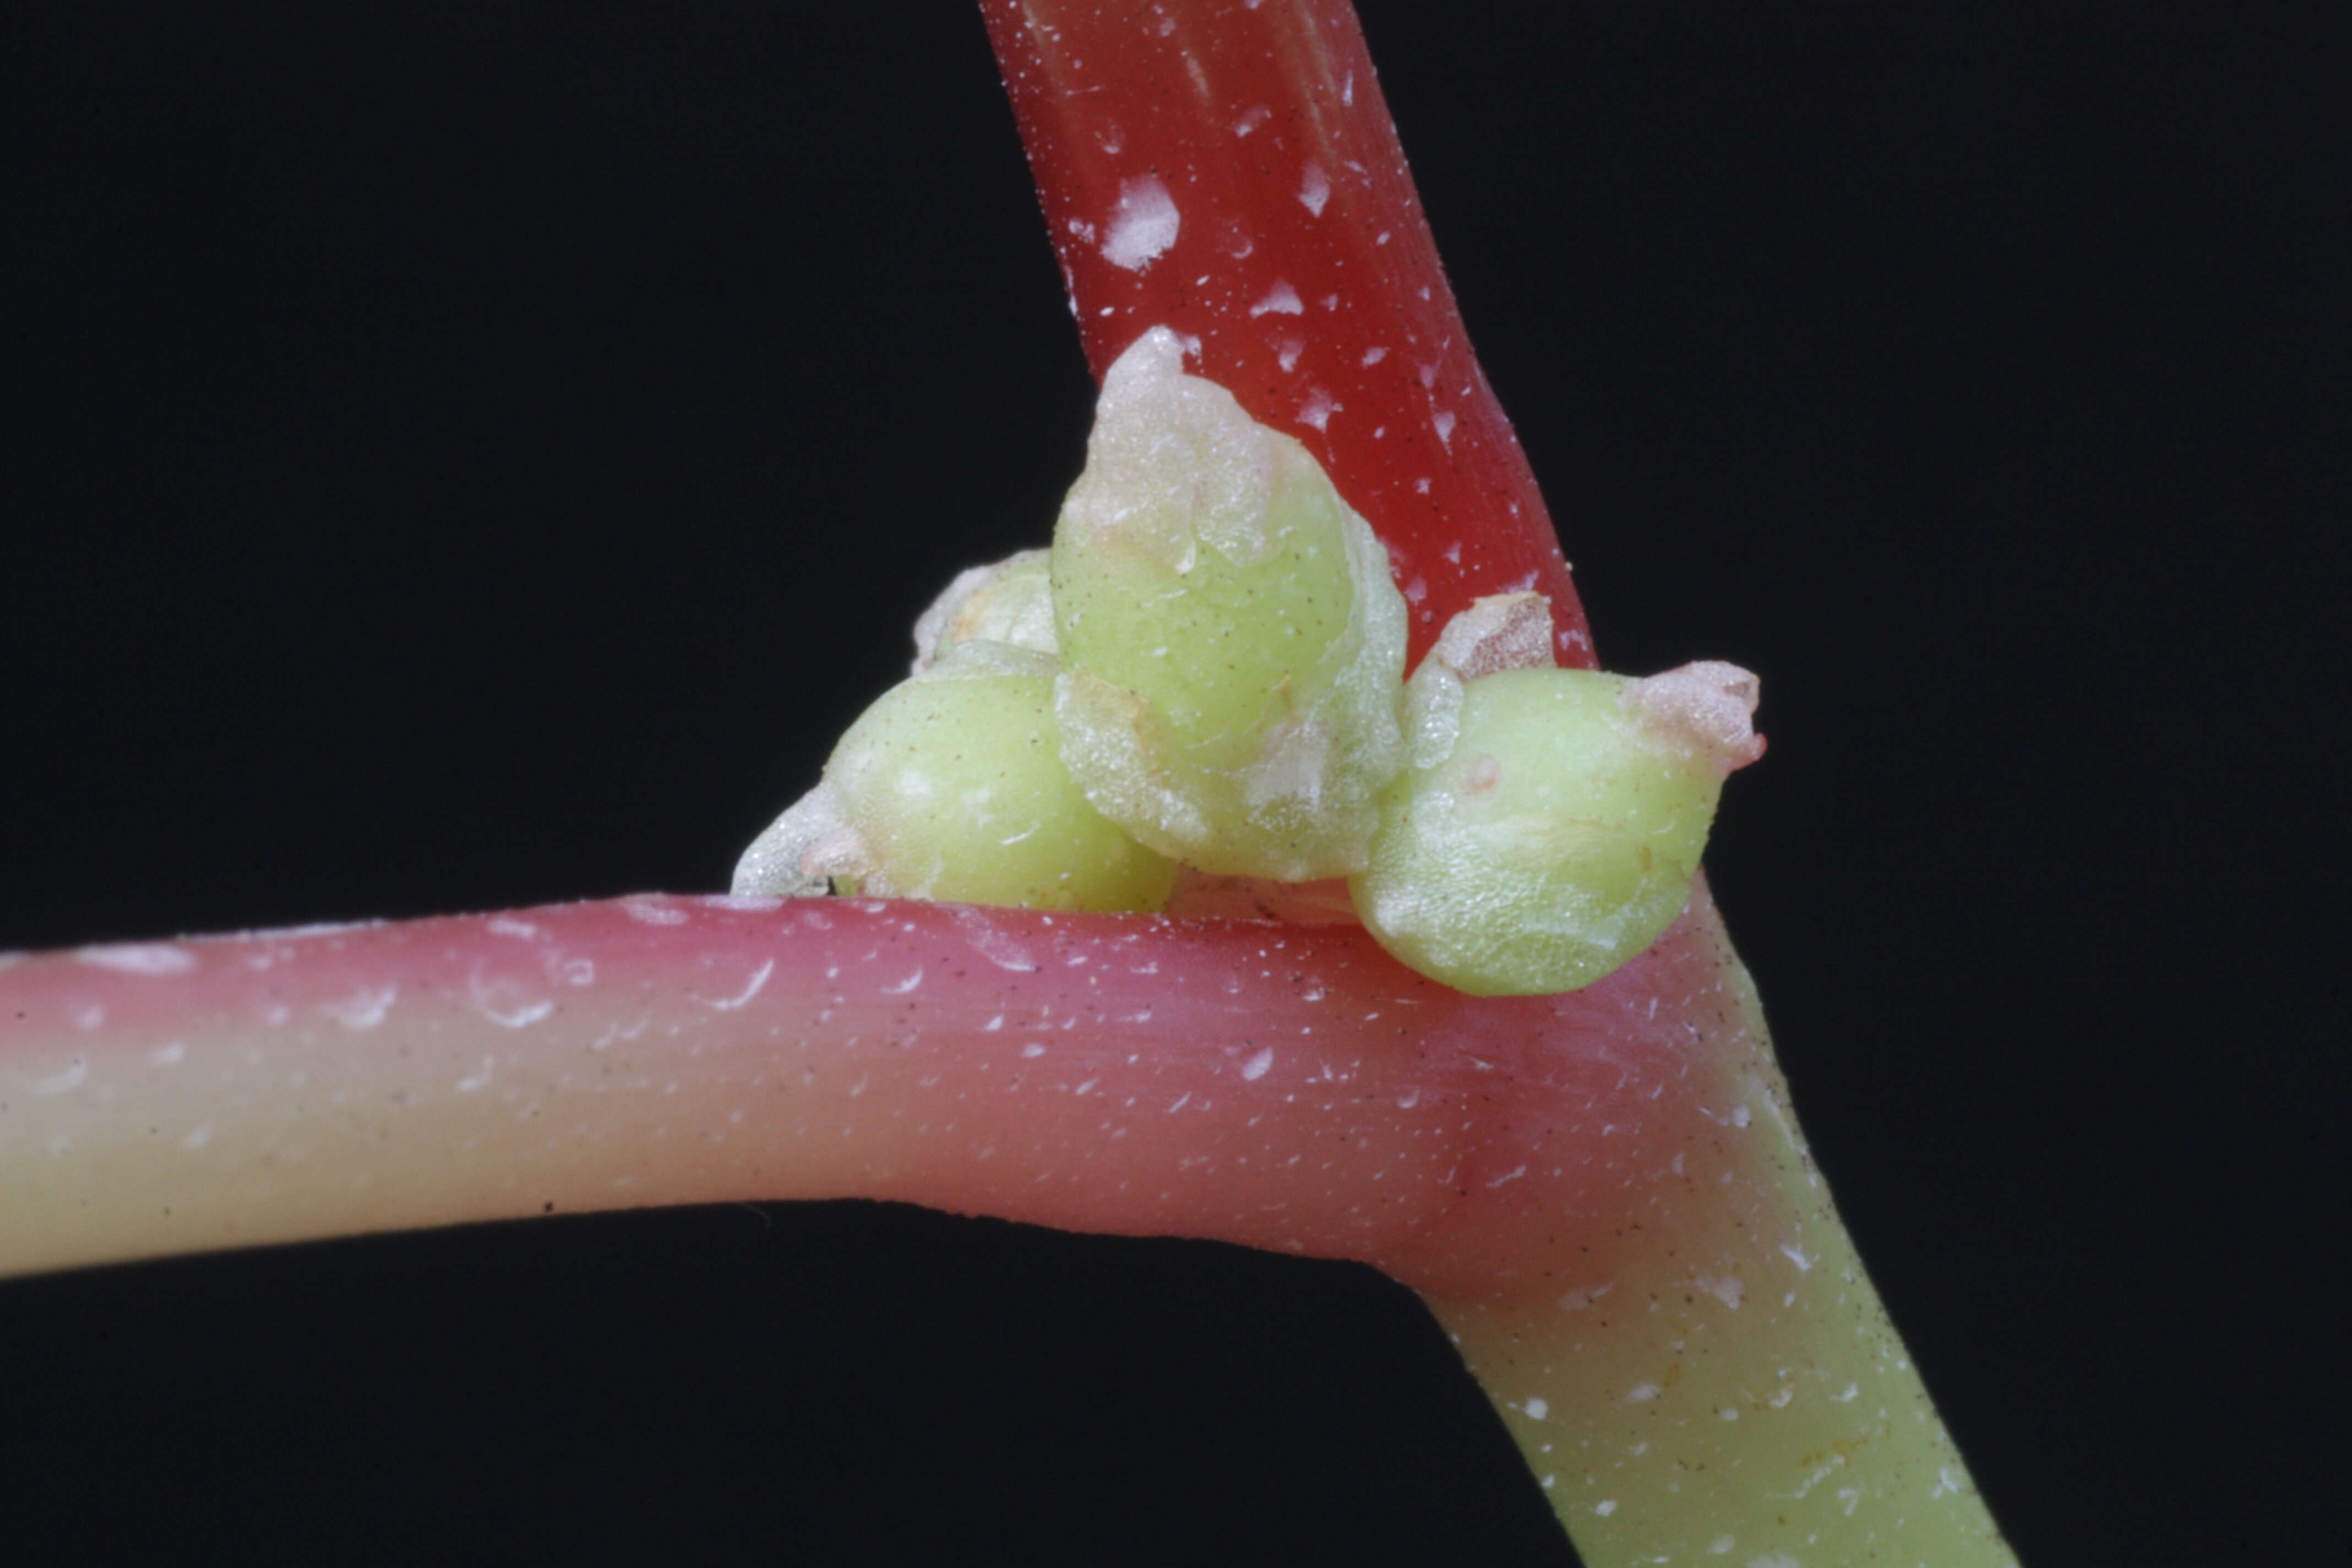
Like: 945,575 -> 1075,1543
1050,327 -> 1408,881
1351,645 -> 1762,997
818,643 -> 1176,913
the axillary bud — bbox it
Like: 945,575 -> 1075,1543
1349,594 -> 1763,997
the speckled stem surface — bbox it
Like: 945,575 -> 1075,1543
1418,939 -> 2016,1565
0,881 -> 2013,1560
977,4 -> 2019,1559
0,887 -> 1726,1291
979,0 -> 1589,668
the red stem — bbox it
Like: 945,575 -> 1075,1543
979,0 -> 1592,668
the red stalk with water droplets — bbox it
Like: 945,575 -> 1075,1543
981,0 -> 1587,667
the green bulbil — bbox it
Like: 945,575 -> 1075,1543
1351,659 -> 1760,997
825,643 -> 1177,913
1050,328 -> 1407,881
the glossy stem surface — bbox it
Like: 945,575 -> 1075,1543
981,3 -> 2017,1559
1428,955 -> 2018,1564
0,888 -> 2013,1559
7,890 -> 1705,1295
979,0 -> 1590,667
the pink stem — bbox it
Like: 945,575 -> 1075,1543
4,892 -> 1746,1291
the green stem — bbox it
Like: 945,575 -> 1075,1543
1424,939 -> 2013,1562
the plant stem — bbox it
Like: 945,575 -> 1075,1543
5,894 -> 1480,1277
3,885 -> 2015,1559
979,2 -> 2017,1559
0,4 -> 2024,1558
978,0 -> 1591,668
1430,960 -> 2017,1563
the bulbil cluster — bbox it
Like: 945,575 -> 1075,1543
736,328 -> 1761,996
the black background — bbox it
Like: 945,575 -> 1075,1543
4,3 -> 2338,1563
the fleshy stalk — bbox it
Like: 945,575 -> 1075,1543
978,1 -> 2017,1558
